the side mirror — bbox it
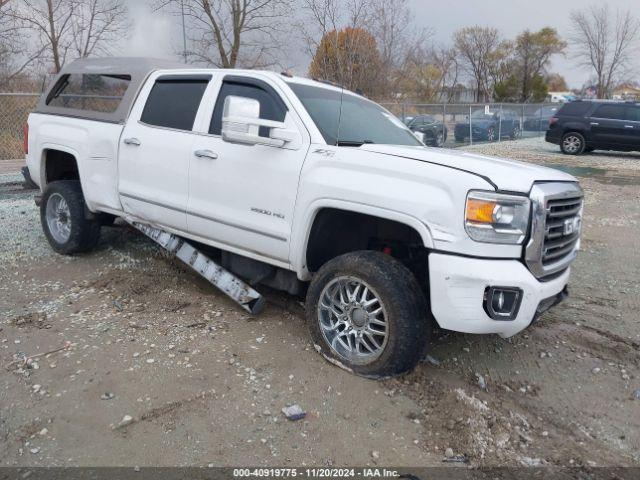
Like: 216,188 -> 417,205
221,95 -> 297,148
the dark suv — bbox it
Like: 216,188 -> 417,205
546,100 -> 640,154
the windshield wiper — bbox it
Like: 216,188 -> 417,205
336,140 -> 375,147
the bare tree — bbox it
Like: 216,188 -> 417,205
7,0 -> 129,74
570,5 -> 640,98
368,0 -> 433,98
9,0 -> 76,73
454,26 -> 502,102
155,0 -> 292,68
71,0 -> 129,59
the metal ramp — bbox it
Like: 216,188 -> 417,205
128,221 -> 265,315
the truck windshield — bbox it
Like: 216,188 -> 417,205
288,83 -> 421,147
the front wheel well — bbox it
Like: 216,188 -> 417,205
44,149 -> 79,185
305,208 -> 429,290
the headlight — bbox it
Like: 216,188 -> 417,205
465,191 -> 530,244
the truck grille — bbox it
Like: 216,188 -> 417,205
525,183 -> 584,279
543,196 -> 583,266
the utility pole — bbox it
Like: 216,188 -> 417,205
181,0 -> 188,63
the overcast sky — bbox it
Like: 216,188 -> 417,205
123,0 -> 640,89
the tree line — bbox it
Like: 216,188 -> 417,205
0,0 -> 638,102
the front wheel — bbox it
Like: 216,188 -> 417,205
306,251 -> 430,377
561,132 -> 586,155
40,180 -> 101,255
434,131 -> 445,147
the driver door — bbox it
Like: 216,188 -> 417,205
187,76 -> 308,264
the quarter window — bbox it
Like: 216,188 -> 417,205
592,104 -> 626,120
210,80 -> 287,138
141,76 -> 210,131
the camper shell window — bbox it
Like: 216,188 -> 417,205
47,74 -> 131,113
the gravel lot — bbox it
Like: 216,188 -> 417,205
1,138 -> 639,467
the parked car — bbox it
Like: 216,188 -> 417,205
25,58 -> 582,377
454,109 -> 522,142
546,100 -> 640,155
524,105 -> 559,132
406,115 -> 448,147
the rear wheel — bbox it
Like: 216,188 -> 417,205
306,251 -> 430,378
487,127 -> 496,142
40,180 -> 101,255
561,132 -> 586,155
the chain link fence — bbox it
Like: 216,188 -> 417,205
0,92 -> 560,159
0,93 -> 40,160
381,102 -> 560,148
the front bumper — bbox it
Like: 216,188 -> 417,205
429,253 -> 570,338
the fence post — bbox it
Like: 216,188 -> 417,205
498,104 -> 503,142
539,105 -> 543,137
442,103 -> 446,147
521,104 -> 525,139
469,105 -> 473,146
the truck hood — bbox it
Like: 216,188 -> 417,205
360,144 -> 577,193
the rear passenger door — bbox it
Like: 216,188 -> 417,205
118,74 -> 211,232
589,104 -> 628,147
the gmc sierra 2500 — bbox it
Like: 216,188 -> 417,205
24,58 -> 583,377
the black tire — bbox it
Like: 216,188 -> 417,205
40,180 -> 101,255
560,132 -> 586,155
305,251 -> 430,378
434,131 -> 444,147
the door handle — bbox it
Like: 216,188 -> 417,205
124,137 -> 141,146
624,125 -> 634,129
194,149 -> 218,160
590,122 -> 599,126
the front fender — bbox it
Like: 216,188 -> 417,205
291,198 -> 435,281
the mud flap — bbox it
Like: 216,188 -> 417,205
128,221 -> 265,315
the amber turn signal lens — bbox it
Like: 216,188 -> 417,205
466,198 -> 496,223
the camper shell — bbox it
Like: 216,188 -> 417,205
35,57 -> 185,124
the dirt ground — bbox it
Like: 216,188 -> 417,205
1,138 -> 639,467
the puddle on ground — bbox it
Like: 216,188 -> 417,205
545,164 -> 640,186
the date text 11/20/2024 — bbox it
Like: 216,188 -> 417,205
233,468 -> 401,478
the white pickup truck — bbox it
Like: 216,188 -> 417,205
24,57 -> 583,377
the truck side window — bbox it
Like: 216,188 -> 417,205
209,80 -> 287,137
141,76 -> 210,131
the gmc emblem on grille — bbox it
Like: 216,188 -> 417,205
563,217 -> 581,236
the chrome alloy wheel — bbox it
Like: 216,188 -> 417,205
317,276 -> 389,365
562,134 -> 582,153
45,192 -> 72,243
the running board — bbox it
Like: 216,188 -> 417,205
127,221 -> 265,315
